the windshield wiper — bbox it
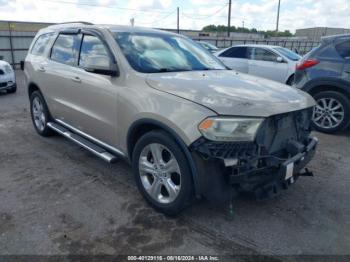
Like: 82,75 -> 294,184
157,68 -> 191,73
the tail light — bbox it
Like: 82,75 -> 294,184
296,59 -> 319,70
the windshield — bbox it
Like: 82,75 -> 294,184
274,47 -> 301,61
114,32 -> 226,73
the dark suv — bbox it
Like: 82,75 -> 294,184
294,34 -> 350,133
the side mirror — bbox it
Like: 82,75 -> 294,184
82,55 -> 119,77
20,61 -> 25,71
276,56 -> 284,63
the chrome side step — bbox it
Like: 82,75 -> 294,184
47,122 -> 118,163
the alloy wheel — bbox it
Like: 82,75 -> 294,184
138,143 -> 181,204
313,97 -> 345,129
32,97 -> 46,132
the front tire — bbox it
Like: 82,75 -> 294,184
30,91 -> 54,136
132,130 -> 194,215
312,91 -> 350,133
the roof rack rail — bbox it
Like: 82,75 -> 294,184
57,21 -> 94,25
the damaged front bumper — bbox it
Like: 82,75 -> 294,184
190,136 -> 317,201
189,108 -> 318,201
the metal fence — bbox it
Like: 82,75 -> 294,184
0,21 -> 50,69
193,38 -> 320,55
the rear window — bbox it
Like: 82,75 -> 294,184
31,33 -> 54,56
219,47 -> 247,58
50,34 -> 81,66
335,40 -> 350,59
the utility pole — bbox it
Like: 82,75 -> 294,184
227,0 -> 232,37
276,0 -> 281,33
177,7 -> 180,34
242,20 -> 244,29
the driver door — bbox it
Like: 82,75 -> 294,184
67,33 -> 119,146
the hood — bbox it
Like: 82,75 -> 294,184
146,70 -> 315,117
0,60 -> 9,68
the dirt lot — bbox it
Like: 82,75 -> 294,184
0,71 -> 350,260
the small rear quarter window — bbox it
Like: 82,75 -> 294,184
31,33 -> 55,56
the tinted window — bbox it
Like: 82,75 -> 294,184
114,32 -> 225,73
335,40 -> 350,59
31,33 -> 54,56
219,47 -> 247,58
51,34 -> 80,65
79,35 -> 110,68
253,48 -> 277,62
274,47 -> 301,61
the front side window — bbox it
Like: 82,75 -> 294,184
79,35 -> 110,68
50,34 -> 80,66
114,32 -> 225,73
335,40 -> 350,59
253,48 -> 277,62
219,47 -> 247,59
31,33 -> 54,56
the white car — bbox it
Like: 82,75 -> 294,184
215,45 -> 301,85
0,60 -> 16,93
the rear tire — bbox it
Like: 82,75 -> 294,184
132,130 -> 194,216
312,91 -> 350,133
30,91 -> 55,137
7,84 -> 17,94
286,75 -> 295,86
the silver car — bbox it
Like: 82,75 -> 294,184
24,23 -> 318,215
215,44 -> 301,85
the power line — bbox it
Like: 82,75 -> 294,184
181,3 -> 229,20
41,0 -> 175,14
138,9 -> 177,26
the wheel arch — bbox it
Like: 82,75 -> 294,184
304,79 -> 350,100
28,82 -> 41,97
127,118 -> 201,197
286,73 -> 295,85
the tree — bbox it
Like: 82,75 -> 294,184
201,25 -> 294,37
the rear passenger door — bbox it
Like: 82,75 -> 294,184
44,32 -> 82,122
248,47 -> 288,83
335,39 -> 350,82
217,46 -> 249,73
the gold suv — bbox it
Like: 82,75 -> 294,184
24,22 -> 318,215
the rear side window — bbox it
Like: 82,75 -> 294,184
219,47 -> 247,58
31,33 -> 54,56
50,34 -> 81,66
335,40 -> 350,59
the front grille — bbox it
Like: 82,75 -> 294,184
256,108 -> 313,155
0,82 -> 7,87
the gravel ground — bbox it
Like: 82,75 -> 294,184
0,71 -> 350,260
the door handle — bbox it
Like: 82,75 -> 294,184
71,76 -> 81,83
38,66 -> 45,72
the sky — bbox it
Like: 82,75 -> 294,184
0,0 -> 350,32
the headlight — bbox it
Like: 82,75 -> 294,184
198,117 -> 264,142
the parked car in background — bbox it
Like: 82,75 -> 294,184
294,34 -> 350,133
24,23 -> 317,215
196,41 -> 219,53
215,44 -> 301,85
0,60 -> 16,94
